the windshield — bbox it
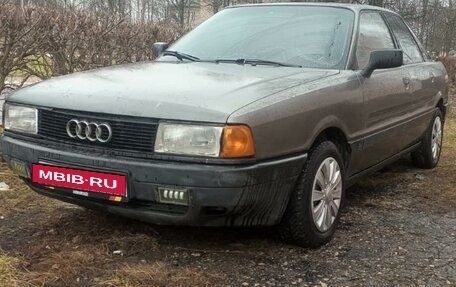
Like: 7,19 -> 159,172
167,6 -> 355,69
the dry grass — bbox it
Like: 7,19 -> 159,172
0,164 -> 40,215
101,263 -> 224,287
0,254 -> 23,287
0,253 -> 47,287
25,243 -> 110,284
0,216 -> 225,286
0,250 -> 224,287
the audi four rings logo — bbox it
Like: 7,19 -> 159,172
66,119 -> 112,143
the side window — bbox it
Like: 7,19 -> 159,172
356,12 -> 395,69
384,13 -> 423,64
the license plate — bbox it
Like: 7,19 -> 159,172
31,163 -> 127,197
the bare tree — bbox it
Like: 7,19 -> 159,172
0,0 -> 184,93
166,0 -> 199,27
204,0 -> 231,14
0,3 -> 50,92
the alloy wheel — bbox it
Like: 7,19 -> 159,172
431,116 -> 442,160
311,157 -> 343,232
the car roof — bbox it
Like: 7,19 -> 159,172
228,2 -> 398,15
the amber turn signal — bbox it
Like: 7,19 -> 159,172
220,125 -> 255,158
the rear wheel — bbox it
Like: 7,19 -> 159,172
279,141 -> 345,248
411,110 -> 443,169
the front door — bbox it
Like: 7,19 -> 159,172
354,11 -> 414,172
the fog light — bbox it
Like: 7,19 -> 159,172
158,187 -> 188,206
9,159 -> 30,179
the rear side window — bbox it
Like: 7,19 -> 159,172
384,13 -> 423,64
356,12 -> 395,69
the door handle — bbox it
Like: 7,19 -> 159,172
429,72 -> 435,83
403,77 -> 411,89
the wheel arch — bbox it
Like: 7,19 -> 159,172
436,98 -> 446,119
311,125 -> 351,167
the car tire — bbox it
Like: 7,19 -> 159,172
279,140 -> 345,248
411,109 -> 443,169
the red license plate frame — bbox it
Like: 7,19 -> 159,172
32,163 -> 127,198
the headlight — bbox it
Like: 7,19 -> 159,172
154,123 -> 255,158
4,103 -> 38,134
155,123 -> 223,157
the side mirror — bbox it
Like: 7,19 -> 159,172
152,42 -> 169,57
361,49 -> 403,78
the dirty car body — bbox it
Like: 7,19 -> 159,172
0,4 -> 449,245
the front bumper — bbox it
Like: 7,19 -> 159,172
0,135 -> 307,226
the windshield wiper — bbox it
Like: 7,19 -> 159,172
161,50 -> 200,61
215,58 -> 302,68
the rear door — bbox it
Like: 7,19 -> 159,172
353,11 -> 412,172
383,12 -> 436,142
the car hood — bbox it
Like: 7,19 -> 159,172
9,61 -> 339,123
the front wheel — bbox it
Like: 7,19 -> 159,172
279,141 -> 345,248
411,109 -> 443,169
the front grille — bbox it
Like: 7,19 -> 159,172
38,109 -> 158,154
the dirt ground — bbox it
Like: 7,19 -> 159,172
1,94 -> 455,287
